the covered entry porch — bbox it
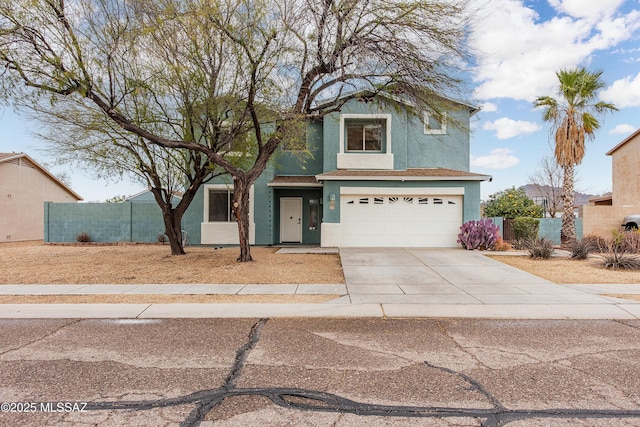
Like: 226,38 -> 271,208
268,176 -> 323,245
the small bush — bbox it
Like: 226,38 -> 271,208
570,239 -> 591,260
76,231 -> 91,243
601,252 -> 640,270
620,230 -> 640,254
457,219 -> 500,251
494,237 -> 513,251
512,217 -> 540,241
525,237 -> 555,259
583,234 -> 606,253
157,233 -> 167,244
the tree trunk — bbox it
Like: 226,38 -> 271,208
233,176 -> 253,262
162,208 -> 186,255
561,164 -> 576,244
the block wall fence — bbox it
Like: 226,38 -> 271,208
44,202 -> 169,243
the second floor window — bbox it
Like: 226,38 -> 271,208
346,121 -> 384,152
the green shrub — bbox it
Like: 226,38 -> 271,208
482,187 -> 544,218
512,217 -> 540,241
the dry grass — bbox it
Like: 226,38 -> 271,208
0,242 -> 345,285
487,255 -> 640,284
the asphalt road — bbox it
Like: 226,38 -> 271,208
1,318 -> 640,426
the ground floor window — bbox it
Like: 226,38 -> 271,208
208,189 -> 235,222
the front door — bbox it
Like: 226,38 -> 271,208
280,197 -> 302,243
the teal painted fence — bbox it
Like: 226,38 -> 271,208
44,202 -> 170,243
490,217 -> 582,244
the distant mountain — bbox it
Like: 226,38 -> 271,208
520,184 -> 597,207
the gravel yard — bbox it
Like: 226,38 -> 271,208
0,242 -> 345,285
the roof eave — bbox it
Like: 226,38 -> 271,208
315,174 -> 492,182
606,128 -> 640,156
0,153 -> 83,201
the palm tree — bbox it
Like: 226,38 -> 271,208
534,67 -> 617,243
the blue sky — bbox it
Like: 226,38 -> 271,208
469,0 -> 640,198
2,0 -> 640,201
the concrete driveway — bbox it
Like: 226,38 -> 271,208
338,247 -> 640,318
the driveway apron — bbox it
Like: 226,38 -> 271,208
339,248 -> 615,307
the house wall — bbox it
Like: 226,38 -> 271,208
0,161 -> 78,242
581,205 -> 638,238
406,108 -> 470,171
272,121 -> 324,175
611,133 -> 640,207
322,98 -> 471,173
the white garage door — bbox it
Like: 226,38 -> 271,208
341,194 -> 463,247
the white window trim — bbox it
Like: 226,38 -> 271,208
338,114 -> 394,170
423,112 -> 447,135
201,184 -> 255,245
339,114 -> 392,154
204,184 -> 235,222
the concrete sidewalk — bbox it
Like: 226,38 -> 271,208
2,248 -> 640,319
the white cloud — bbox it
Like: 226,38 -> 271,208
609,124 -> 637,135
483,117 -> 541,139
548,0 -> 624,21
600,72 -> 640,108
471,148 -> 520,170
481,102 -> 498,112
470,0 -> 640,102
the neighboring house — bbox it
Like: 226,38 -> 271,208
126,189 -> 183,206
186,93 -> 491,248
0,152 -> 82,242
581,127 -> 640,237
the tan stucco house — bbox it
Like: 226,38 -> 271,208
581,128 -> 640,237
0,152 -> 82,242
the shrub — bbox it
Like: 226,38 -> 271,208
76,231 -> 91,243
525,237 -> 555,259
157,233 -> 167,244
601,252 -> 640,270
494,237 -> 513,251
583,234 -> 606,253
482,187 -> 544,218
512,217 -> 540,241
570,239 -> 591,260
619,230 -> 640,254
457,219 -> 500,251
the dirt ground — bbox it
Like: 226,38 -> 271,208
487,254 -> 640,284
0,242 -> 345,285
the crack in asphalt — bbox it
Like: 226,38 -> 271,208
0,319 -> 81,357
29,318 -> 640,426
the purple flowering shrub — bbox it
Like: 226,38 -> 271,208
457,219 -> 500,250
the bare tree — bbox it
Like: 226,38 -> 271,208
528,156 -> 563,218
0,0 -> 474,261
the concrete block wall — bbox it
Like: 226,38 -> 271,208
45,202 -> 168,243
489,216 -> 582,245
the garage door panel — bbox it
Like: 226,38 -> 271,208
340,193 -> 462,247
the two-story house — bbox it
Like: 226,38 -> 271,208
183,93 -> 491,248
